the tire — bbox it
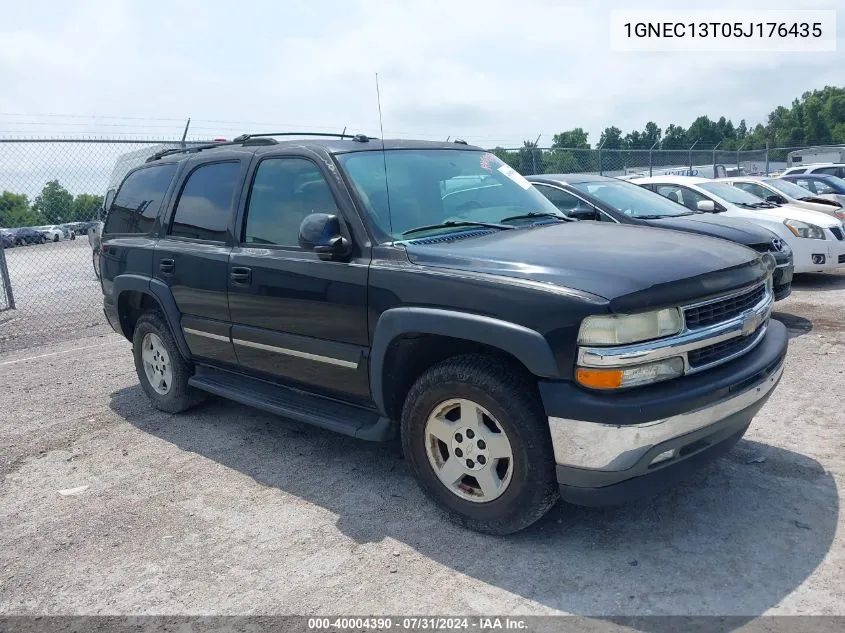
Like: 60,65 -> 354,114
132,311 -> 206,413
401,354 -> 559,535
53,235 -> 59,242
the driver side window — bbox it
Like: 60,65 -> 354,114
733,182 -> 770,200
243,158 -> 339,248
533,184 -> 582,214
655,185 -> 707,211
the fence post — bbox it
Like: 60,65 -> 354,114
0,246 -> 15,311
688,139 -> 699,174
765,142 -> 770,176
648,140 -> 659,177
712,139 -> 723,176
736,141 -> 746,175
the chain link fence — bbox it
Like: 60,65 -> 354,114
0,138 -> 208,350
488,147 -> 782,178
0,137 -> 835,350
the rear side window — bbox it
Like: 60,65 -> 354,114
103,164 -> 177,235
170,162 -> 240,242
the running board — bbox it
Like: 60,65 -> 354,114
189,366 -> 394,442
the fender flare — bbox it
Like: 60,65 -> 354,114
112,275 -> 191,360
369,307 -> 561,416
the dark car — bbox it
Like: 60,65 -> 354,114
100,134 -> 787,534
10,228 -> 46,246
778,173 -> 845,207
527,174 -> 794,301
0,230 -> 14,249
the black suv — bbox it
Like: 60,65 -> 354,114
527,174 -> 794,300
100,135 -> 788,534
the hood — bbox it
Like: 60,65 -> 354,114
748,203 -> 843,228
647,214 -> 777,246
789,197 -> 843,214
403,222 -> 767,310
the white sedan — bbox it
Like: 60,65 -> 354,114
33,226 -> 64,242
716,176 -> 845,220
631,175 -> 845,274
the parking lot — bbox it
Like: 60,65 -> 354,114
0,268 -> 843,620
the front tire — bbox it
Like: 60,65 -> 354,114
401,354 -> 559,535
132,311 -> 206,413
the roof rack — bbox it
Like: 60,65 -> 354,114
144,131 -> 374,163
232,132 -> 374,143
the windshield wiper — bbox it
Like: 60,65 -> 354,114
499,211 -> 569,223
401,220 -> 515,237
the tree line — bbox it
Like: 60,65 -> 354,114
0,181 -> 103,228
492,85 -> 845,174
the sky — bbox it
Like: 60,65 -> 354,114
0,0 -> 842,150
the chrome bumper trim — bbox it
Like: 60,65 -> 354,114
548,361 -> 783,471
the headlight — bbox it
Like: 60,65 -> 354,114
784,219 -> 825,239
578,308 -> 683,346
576,357 -> 684,390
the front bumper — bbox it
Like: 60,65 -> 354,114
773,263 -> 793,300
540,319 -> 787,506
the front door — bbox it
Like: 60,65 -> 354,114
227,155 -> 371,403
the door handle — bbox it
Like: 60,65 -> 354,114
159,258 -> 175,275
230,266 -> 252,284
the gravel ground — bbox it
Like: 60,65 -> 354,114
0,272 -> 843,621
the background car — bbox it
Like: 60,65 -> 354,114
0,229 -> 14,249
781,163 -> 845,178
9,227 -> 46,246
778,173 -> 845,209
632,175 -> 845,274
717,176 -> 844,219
33,226 -> 64,242
527,174 -> 793,300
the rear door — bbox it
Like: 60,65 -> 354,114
153,158 -> 249,365
227,153 -> 371,403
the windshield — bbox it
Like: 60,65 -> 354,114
764,178 -> 816,199
570,179 -> 693,218
336,149 -> 563,239
698,182 -> 766,205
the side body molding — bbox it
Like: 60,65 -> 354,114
369,307 -> 561,416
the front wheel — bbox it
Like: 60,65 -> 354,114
401,354 -> 558,535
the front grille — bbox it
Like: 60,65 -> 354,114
684,285 -> 766,329
831,227 -> 844,241
688,329 -> 762,368
747,243 -> 771,253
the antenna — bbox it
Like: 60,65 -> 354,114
375,72 -> 393,234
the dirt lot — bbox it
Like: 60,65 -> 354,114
0,272 -> 843,622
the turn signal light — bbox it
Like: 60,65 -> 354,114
575,368 -> 624,390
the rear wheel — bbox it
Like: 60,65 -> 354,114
132,311 -> 206,413
401,354 -> 558,535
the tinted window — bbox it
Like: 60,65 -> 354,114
733,182 -> 772,200
815,166 -> 843,177
170,162 -> 239,241
103,164 -> 177,235
569,179 -> 693,218
243,158 -> 338,247
533,184 -> 584,213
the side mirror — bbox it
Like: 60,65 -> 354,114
568,207 -> 599,221
298,213 -> 350,259
696,200 -> 716,212
765,194 -> 785,204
